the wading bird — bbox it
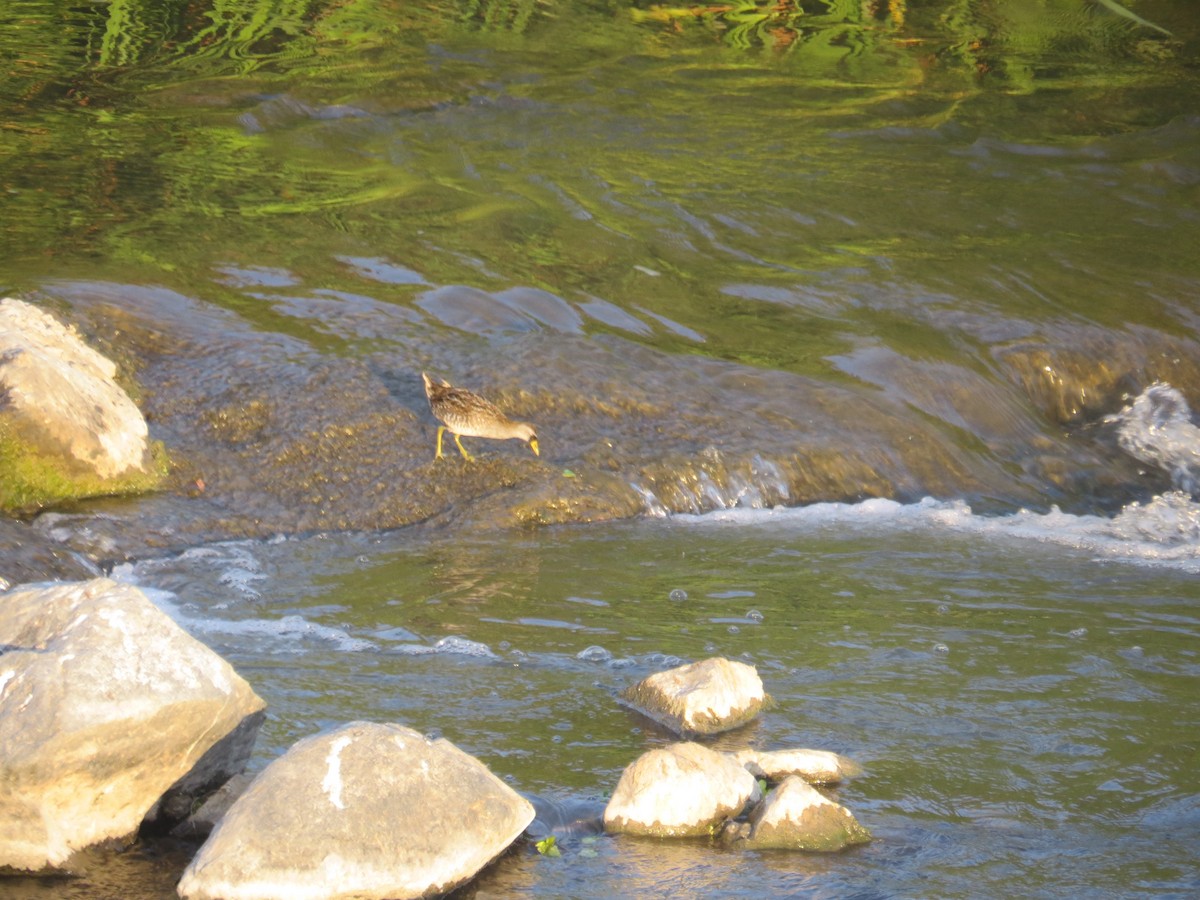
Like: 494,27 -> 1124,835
422,372 -> 539,462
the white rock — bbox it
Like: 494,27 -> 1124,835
0,297 -> 150,479
619,657 -> 768,736
732,747 -> 861,785
0,578 -> 266,871
603,742 -> 758,837
177,721 -> 536,900
740,775 -> 871,851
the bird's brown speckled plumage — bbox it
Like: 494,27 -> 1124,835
422,372 -> 539,461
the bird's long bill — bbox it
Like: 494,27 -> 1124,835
529,437 -> 540,457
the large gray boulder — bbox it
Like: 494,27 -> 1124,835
0,298 -> 152,480
0,578 -> 266,871
177,721 -> 536,900
603,742 -> 758,838
619,657 -> 768,736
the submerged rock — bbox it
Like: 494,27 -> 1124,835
170,773 -> 254,840
0,517 -> 100,585
731,775 -> 871,852
603,742 -> 758,838
177,721 -> 535,900
0,577 -> 266,872
732,747 -> 862,785
0,299 -> 158,501
619,657 -> 768,736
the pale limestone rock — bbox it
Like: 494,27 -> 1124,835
177,721 -> 536,900
0,297 -> 150,479
603,742 -> 758,838
739,775 -> 871,851
732,747 -> 862,785
619,657 -> 768,736
0,577 -> 266,871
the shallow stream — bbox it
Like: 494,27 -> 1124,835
2,0 -> 1199,896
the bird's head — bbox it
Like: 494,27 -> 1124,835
514,423 -> 539,456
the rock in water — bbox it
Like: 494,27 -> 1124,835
603,742 -> 758,838
170,773 -> 254,840
737,775 -> 871,852
0,298 -> 152,480
732,747 -> 862,785
619,657 -> 768,736
0,578 -> 266,871
177,721 -> 536,900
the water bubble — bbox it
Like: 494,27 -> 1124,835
728,625 -> 740,634
1068,627 -> 1087,638
933,642 -> 950,654
936,604 -> 950,615
746,609 -> 764,623
669,589 -> 688,602
552,735 -> 563,743
577,645 -> 613,663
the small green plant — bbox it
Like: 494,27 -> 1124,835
535,835 -> 562,857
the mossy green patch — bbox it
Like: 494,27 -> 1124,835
0,421 -> 170,515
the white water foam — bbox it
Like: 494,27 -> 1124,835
389,636 -> 498,659
630,451 -> 792,515
679,493 -> 1200,573
133,584 -> 378,653
1106,382 -> 1200,496
112,541 -> 377,653
675,383 -> 1200,573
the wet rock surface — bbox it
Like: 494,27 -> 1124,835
0,578 -> 265,872
0,517 -> 100,586
0,281 -> 1193,569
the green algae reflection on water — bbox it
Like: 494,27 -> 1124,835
1,0 -> 1194,379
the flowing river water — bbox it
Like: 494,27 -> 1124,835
2,1 -> 1199,897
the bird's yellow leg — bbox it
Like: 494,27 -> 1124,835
435,426 -> 447,460
454,433 -> 475,462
